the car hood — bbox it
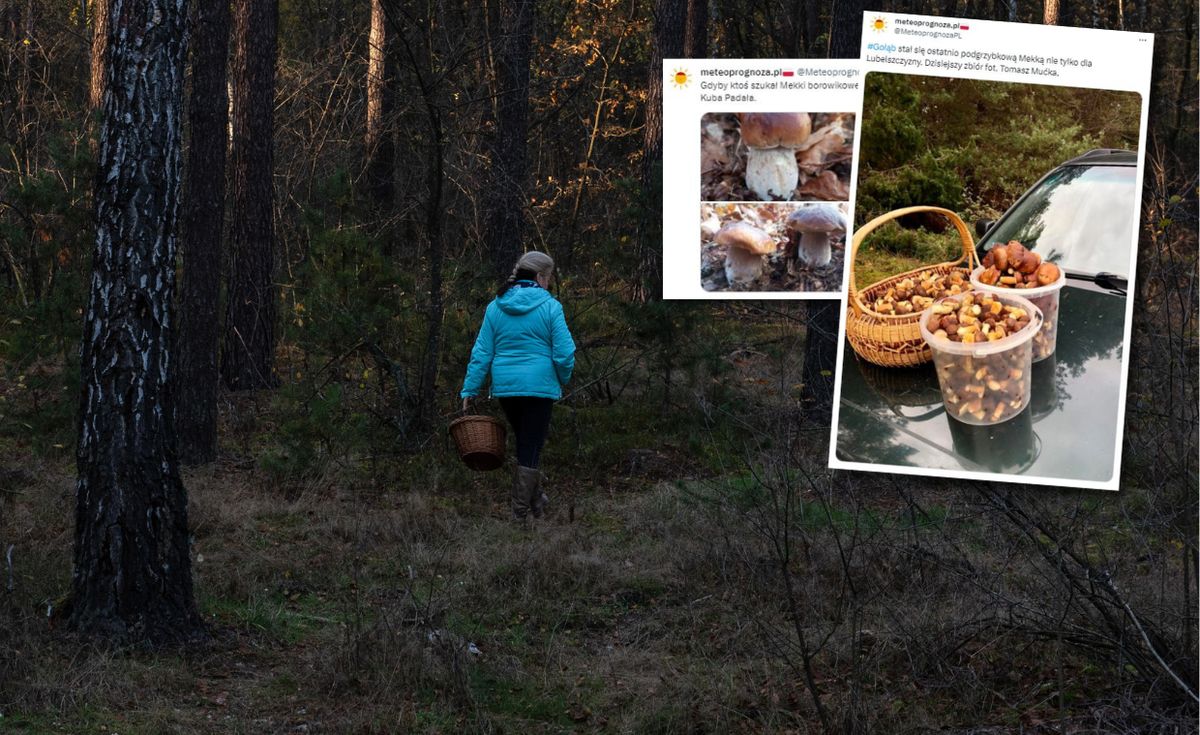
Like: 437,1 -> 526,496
836,284 -> 1126,481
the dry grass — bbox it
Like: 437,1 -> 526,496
0,340 -> 1195,733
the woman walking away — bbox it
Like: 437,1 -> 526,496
461,252 -> 575,522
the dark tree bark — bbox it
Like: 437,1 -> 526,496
71,0 -> 204,645
635,0 -> 686,302
800,300 -> 839,415
483,0 -> 534,277
1171,0 -> 1194,151
88,0 -> 109,112
222,0 -> 278,391
685,0 -> 708,58
828,0 -> 868,57
176,0 -> 230,465
366,0 -> 396,208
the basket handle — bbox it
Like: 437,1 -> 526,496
848,206 -> 978,316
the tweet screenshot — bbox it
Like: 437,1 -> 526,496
661,60 -> 861,299
830,13 -> 1153,490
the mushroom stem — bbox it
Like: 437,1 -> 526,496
797,231 -> 832,268
744,148 -> 798,201
724,248 -> 765,285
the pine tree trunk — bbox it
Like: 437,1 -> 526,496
71,0 -> 203,645
484,0 -> 534,277
800,300 -> 839,416
635,0 -> 686,302
1043,0 -> 1059,24
366,0 -> 396,208
685,0 -> 708,58
88,0 -> 108,112
828,0 -> 867,57
177,0 -> 230,465
222,0 -> 278,391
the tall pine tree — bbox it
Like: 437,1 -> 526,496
72,0 -> 204,644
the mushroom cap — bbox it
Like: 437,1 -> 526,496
715,221 -> 776,255
786,205 -> 846,235
737,113 -> 812,149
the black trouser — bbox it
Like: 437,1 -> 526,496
499,397 -> 554,469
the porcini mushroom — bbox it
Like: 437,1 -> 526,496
785,205 -> 846,272
715,221 -> 776,286
737,113 -> 812,201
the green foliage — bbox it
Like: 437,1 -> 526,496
860,73 -> 924,169
855,74 -> 1142,283
0,123 -> 93,455
858,74 -> 1139,222
286,170 -> 412,355
261,381 -> 373,480
857,150 -> 966,217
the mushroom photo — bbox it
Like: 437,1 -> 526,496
785,204 -> 847,273
700,112 -> 855,202
700,202 -> 850,293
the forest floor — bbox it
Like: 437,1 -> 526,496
0,344 -> 1191,734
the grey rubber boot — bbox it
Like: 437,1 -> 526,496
511,465 -> 532,521
516,466 -> 547,520
526,467 -> 549,519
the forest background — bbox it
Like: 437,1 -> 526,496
0,0 -> 1196,732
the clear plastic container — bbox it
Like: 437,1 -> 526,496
919,292 -> 1044,426
970,264 -> 1065,363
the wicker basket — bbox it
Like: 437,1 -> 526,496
448,415 -> 507,471
846,206 -> 979,368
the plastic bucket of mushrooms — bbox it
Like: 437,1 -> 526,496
919,291 -> 1044,426
969,241 -> 1065,363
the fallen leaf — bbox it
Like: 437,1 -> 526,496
795,124 -> 849,174
798,170 -> 849,201
700,130 -> 730,174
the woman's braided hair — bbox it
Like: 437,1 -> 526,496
497,251 -> 555,296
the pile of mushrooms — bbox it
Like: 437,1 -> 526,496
784,205 -> 846,272
978,240 -> 1061,288
873,270 -> 969,315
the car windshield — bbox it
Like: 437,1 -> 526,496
980,164 -> 1137,278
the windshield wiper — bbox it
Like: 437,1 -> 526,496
1093,272 -> 1128,293
1066,270 -> 1128,294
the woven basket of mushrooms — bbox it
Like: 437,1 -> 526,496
845,206 -> 981,368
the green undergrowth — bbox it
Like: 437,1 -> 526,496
201,590 -> 352,646
678,473 -> 952,536
851,220 -> 972,289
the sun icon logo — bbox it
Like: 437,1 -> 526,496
871,16 -> 887,32
671,68 -> 691,89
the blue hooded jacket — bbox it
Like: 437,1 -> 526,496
461,282 -> 576,400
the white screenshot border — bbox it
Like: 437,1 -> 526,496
828,12 -> 1153,491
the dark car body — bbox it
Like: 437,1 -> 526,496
835,150 -> 1137,485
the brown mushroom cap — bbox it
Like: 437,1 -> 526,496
737,113 -> 812,149
715,221 -> 776,255
786,205 -> 846,235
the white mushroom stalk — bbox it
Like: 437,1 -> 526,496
744,148 -> 800,203
714,221 -> 776,287
736,113 -> 812,202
